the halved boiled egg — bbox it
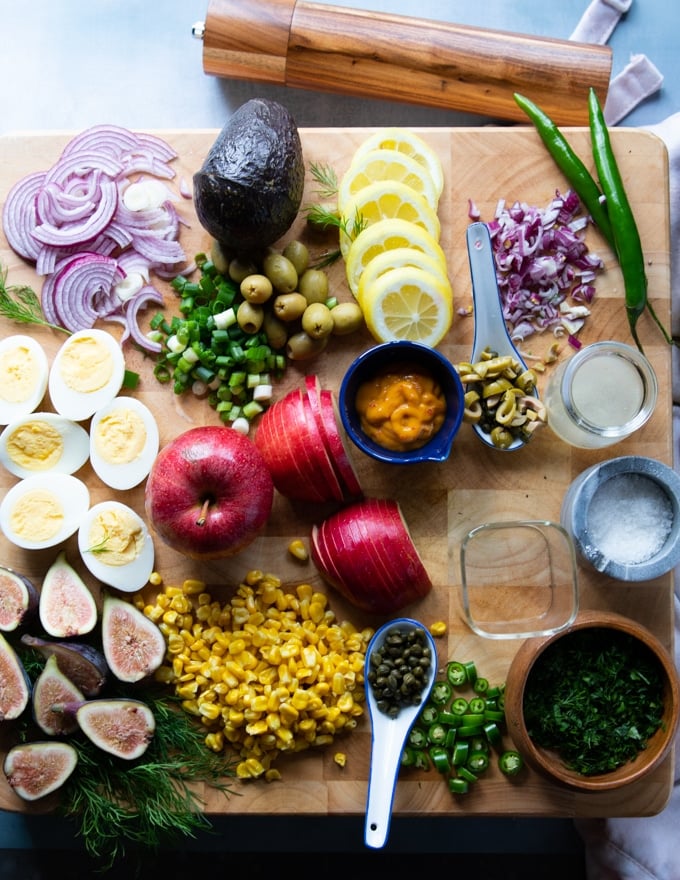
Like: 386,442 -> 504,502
0,335 -> 49,426
89,397 -> 159,490
0,473 -> 90,550
48,329 -> 125,422
77,501 -> 154,593
0,413 -> 90,479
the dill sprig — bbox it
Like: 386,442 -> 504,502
304,162 -> 366,267
57,688 -> 237,869
0,265 -> 69,333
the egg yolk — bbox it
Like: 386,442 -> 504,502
93,408 -> 146,464
58,335 -> 113,393
10,489 -> 63,541
0,344 -> 40,404
5,421 -> 64,471
87,507 -> 144,566
355,362 -> 447,452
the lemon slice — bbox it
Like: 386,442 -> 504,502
338,148 -> 440,215
345,217 -> 446,297
351,128 -> 444,199
356,246 -> 450,307
360,265 -> 454,347
340,179 -> 441,260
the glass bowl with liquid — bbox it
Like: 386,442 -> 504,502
543,341 -> 657,449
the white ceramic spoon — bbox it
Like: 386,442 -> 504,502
466,220 -> 538,452
364,618 -> 437,849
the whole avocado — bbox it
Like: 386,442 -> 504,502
193,99 -> 305,254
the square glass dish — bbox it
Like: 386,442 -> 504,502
459,520 -> 579,639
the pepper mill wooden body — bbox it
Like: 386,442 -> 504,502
197,0 -> 612,125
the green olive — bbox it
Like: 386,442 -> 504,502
330,301 -> 364,335
282,240 -> 310,276
263,310 -> 289,350
236,301 -> 264,334
263,253 -> 298,293
210,239 -> 231,275
272,292 -> 308,322
240,273 -> 273,304
298,268 -> 329,305
301,302 -> 334,339
229,257 -> 259,284
286,330 -> 329,361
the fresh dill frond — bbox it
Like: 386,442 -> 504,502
309,161 -> 339,200
0,265 -> 69,333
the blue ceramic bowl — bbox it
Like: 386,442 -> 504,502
338,341 -> 465,464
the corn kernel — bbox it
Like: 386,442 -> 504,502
429,620 -> 448,637
149,571 -> 163,586
334,753 -> 347,768
288,539 -> 309,562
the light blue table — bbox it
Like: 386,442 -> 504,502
0,0 -> 677,866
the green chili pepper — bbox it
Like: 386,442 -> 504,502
499,750 -> 524,777
587,88 -> 648,352
513,92 -> 614,247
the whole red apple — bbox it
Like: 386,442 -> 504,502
144,425 -> 274,560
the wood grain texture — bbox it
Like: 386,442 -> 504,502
0,126 -> 673,818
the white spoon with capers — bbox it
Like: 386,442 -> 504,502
364,618 -> 437,849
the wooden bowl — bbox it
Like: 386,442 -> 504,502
504,610 -> 680,791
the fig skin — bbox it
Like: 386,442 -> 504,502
0,632 -> 31,721
20,634 -> 108,697
4,741 -> 78,801
0,566 -> 39,632
101,595 -> 166,684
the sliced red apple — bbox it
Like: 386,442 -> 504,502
316,387 -> 364,500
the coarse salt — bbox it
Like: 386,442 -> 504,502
586,474 -> 673,565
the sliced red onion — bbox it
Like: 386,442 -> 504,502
2,171 -> 44,261
42,253 -> 123,333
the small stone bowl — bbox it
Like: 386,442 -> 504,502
338,341 -> 465,464
560,455 -> 680,581
504,610 -> 680,791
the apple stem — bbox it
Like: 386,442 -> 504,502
196,498 -> 211,527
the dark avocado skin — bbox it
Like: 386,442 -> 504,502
193,99 -> 305,254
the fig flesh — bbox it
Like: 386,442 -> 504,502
101,595 -> 166,683
0,632 -> 31,720
32,655 -> 85,736
20,634 -> 108,697
3,741 -> 78,801
73,698 -> 155,760
0,566 -> 39,632
39,551 -> 97,638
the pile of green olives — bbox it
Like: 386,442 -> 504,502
212,238 -> 364,361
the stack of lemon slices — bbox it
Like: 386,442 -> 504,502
338,128 -> 453,348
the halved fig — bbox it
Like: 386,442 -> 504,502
74,698 -> 155,760
101,595 -> 166,684
4,741 -> 78,801
39,551 -> 97,638
0,566 -> 39,632
0,632 -> 31,720
20,634 -> 108,697
32,655 -> 85,736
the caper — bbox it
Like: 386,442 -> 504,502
282,240 -> 310,276
330,301 -> 364,335
263,252 -> 298,293
262,310 -> 289,351
298,268 -> 329,304
210,239 -> 231,275
301,302 -> 334,339
273,292 -> 308,322
228,256 -> 259,284
286,330 -> 329,361
236,301 -> 264,334
240,273 -> 273,304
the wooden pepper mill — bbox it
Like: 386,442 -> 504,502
194,0 -> 612,125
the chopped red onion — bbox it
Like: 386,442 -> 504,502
1,124 -> 188,351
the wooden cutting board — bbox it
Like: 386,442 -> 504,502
0,126 -> 673,819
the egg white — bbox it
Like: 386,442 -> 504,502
48,329 -> 126,422
77,501 -> 155,593
0,335 -> 49,426
0,473 -> 90,550
89,397 -> 159,490
0,412 -> 90,479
